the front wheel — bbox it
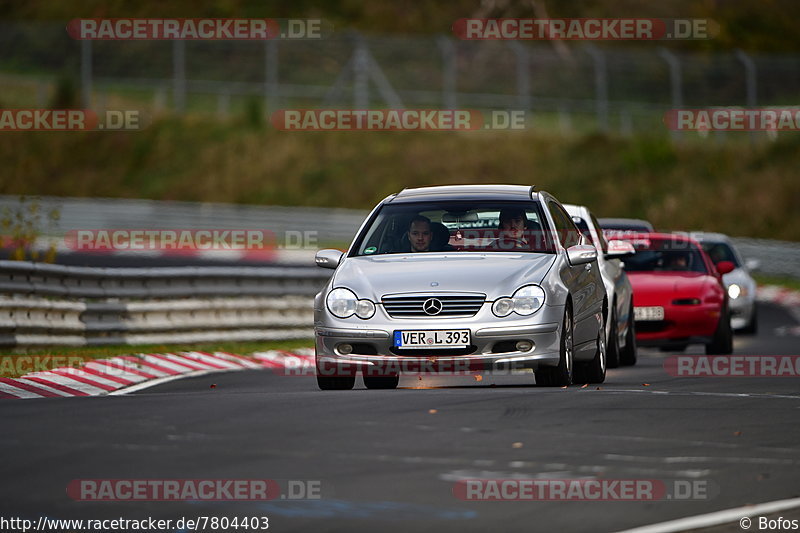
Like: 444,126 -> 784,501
706,307 -> 733,355
316,359 -> 356,390
619,301 -> 637,366
575,329 -> 607,384
536,305 -> 573,387
606,306 -> 620,369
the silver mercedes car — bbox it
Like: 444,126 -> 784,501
313,185 -> 607,390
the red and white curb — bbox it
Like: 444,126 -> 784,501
758,284 -> 800,336
0,348 -> 315,400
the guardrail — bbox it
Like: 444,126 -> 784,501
730,238 -> 800,280
0,260 -> 331,347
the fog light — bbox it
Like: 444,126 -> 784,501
337,343 -> 353,355
515,340 -> 533,352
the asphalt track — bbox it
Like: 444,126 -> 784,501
1,302 -> 798,533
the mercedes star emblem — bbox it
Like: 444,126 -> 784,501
422,298 -> 443,315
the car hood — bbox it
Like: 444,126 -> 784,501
627,271 -> 714,303
333,253 -> 556,301
722,267 -> 754,288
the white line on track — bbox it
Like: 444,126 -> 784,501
108,366 -> 254,395
615,496 -> 800,533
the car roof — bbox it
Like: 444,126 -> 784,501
616,232 -> 702,247
598,217 -> 655,230
692,232 -> 731,243
389,184 -> 537,203
562,203 -> 589,217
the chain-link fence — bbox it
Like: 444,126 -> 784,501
2,23 -> 800,136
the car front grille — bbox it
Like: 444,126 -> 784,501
382,294 -> 486,318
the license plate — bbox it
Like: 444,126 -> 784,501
394,330 -> 470,348
634,306 -> 665,321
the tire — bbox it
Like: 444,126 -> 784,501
317,375 -> 356,390
536,304 -> 573,387
606,305 -> 620,369
706,307 -> 733,355
316,358 -> 356,390
363,374 -> 399,390
575,329 -> 607,385
619,301 -> 637,366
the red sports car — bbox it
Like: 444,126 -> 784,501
618,233 -> 734,354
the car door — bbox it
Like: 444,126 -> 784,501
547,201 -> 603,349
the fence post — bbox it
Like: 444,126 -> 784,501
173,40 -> 186,112
736,49 -> 758,142
265,40 -> 279,115
353,36 -> 369,108
586,45 -> 609,133
438,36 -> 457,109
80,40 -> 92,109
217,91 -> 230,118
658,47 -> 683,140
508,42 -> 531,112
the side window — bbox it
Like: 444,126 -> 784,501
548,202 -> 581,248
589,213 -> 608,254
571,216 -> 594,246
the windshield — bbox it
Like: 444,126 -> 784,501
352,200 -> 556,256
701,241 -> 740,267
622,238 -> 709,274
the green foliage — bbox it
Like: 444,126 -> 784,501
0,196 -> 60,262
49,75 -> 78,109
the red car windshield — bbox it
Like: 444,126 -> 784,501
622,238 -> 709,274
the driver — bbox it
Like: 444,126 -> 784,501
491,208 -> 529,249
407,215 -> 433,252
665,252 -> 690,270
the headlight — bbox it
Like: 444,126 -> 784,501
492,298 -> 514,317
727,284 -> 741,300
492,285 -> 546,317
326,288 -> 375,319
355,299 -> 376,319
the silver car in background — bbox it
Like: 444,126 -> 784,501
565,204 -> 638,367
314,185 -> 607,390
696,232 -> 759,333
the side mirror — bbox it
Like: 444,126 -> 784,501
604,239 -> 636,259
716,260 -> 735,275
315,249 -> 344,269
567,244 -> 597,266
745,258 -> 760,272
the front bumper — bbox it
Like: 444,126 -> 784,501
315,307 -> 563,373
635,303 -> 721,347
728,296 -> 755,330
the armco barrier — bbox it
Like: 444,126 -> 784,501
0,260 -> 331,347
